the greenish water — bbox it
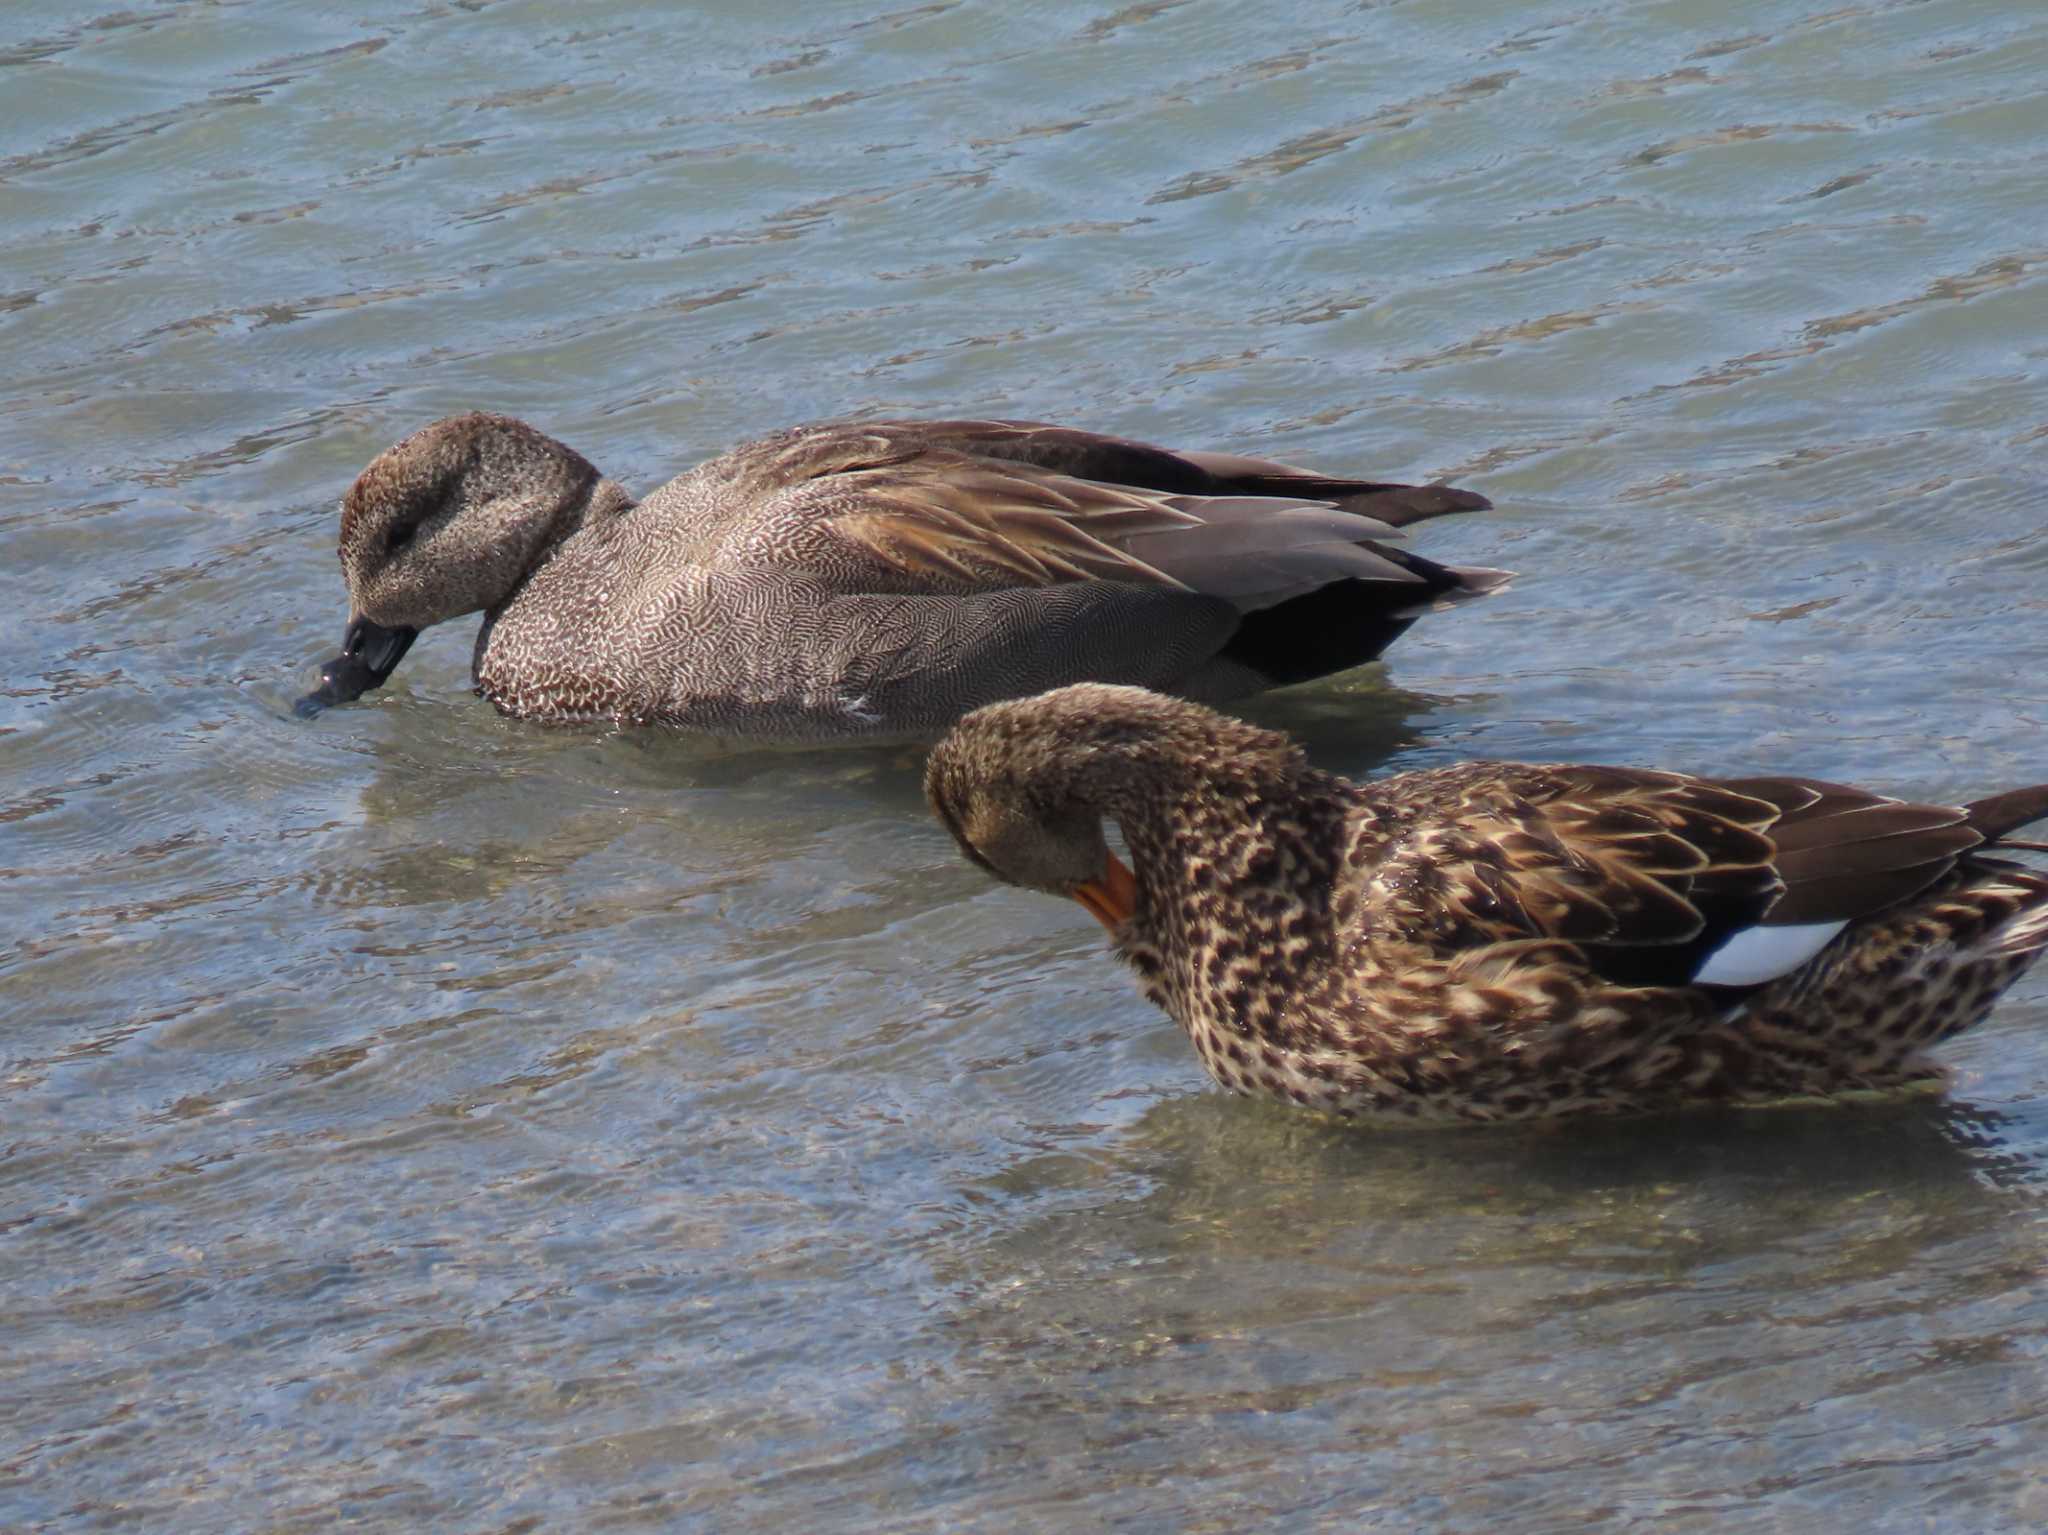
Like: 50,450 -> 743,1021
4,1 -> 2047,1529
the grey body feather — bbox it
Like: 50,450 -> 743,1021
321,413 -> 1500,739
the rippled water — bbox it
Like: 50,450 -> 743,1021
5,0 -> 2048,1528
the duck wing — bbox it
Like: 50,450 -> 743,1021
867,418 -> 1491,528
723,421 -> 1492,611
1381,765 -> 1983,991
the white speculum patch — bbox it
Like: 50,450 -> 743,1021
1694,919 -> 1851,987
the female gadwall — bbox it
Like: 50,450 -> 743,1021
296,414 -> 1502,737
926,684 -> 2048,1121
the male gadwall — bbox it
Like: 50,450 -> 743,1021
296,414 -> 1503,737
926,684 -> 2048,1121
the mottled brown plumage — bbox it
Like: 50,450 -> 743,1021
926,685 -> 2048,1121
296,413 -> 1502,737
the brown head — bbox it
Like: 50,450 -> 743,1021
296,413 -> 610,716
923,684 -> 1304,930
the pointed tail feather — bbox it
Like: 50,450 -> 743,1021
1332,484 -> 1492,529
1167,454 -> 1492,530
1991,898 -> 2048,956
1958,787 -> 2048,958
1439,564 -> 1514,602
1965,784 -> 2048,844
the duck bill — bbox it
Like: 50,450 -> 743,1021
1071,851 -> 1139,933
293,616 -> 420,717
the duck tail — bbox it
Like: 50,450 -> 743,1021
1965,783 -> 2048,847
1203,534 -> 1508,689
1440,562 -> 1515,603
1994,900 -> 2048,957
1325,483 -> 1491,529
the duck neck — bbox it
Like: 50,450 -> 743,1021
1105,748 -> 1357,1005
1120,765 -> 1350,872
493,476 -> 635,613
544,475 -> 634,555
1053,712 -> 1321,870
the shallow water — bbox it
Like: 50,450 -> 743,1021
5,0 -> 2048,1528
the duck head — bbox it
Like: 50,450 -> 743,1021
296,412 -> 609,716
925,719 -> 1137,930
924,684 -> 1303,932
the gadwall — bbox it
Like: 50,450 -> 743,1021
296,414 -> 1503,737
926,685 -> 2048,1121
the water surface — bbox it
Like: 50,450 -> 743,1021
5,0 -> 2048,1528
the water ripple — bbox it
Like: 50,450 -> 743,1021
4,0 -> 2048,1529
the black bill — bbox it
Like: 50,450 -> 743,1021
294,617 -> 420,717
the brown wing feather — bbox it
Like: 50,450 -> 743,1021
1711,776 -> 1979,926
1394,766 -> 1785,973
1399,765 -> 1995,991
1520,770 -> 1783,951
870,419 -> 1491,526
824,459 -> 1201,590
778,439 -> 1454,604
726,425 -> 923,488
710,421 -> 1501,684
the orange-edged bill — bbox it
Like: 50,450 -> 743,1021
1071,851 -> 1139,931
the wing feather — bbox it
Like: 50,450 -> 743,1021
779,442 -> 1457,605
1379,763 -> 1993,992
854,419 -> 1490,528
